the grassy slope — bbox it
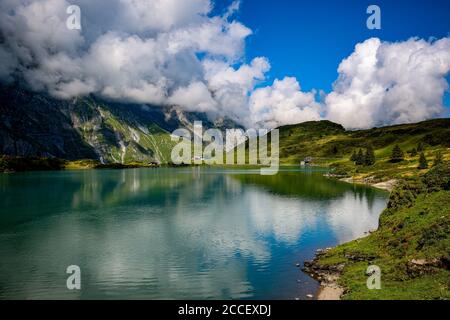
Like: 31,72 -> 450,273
275,119 -> 450,299
278,119 -> 449,160
310,164 -> 450,300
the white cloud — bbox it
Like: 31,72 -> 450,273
325,37 -> 450,129
0,0 -> 252,111
0,0 -> 449,129
203,57 -> 271,123
249,77 -> 322,128
169,81 -> 217,112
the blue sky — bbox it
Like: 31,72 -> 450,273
214,0 -> 450,109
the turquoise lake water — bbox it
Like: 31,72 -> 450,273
0,167 -> 388,299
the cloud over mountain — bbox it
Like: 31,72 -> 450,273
0,0 -> 449,129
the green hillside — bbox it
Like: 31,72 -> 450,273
278,119 -> 449,163
305,164 -> 450,300
275,119 -> 450,182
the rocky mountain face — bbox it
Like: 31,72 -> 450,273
0,84 -> 234,164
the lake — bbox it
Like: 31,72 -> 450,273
0,167 -> 388,299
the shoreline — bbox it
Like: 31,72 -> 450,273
339,176 -> 397,192
303,248 -> 346,300
324,172 -> 397,192
304,175 -> 396,300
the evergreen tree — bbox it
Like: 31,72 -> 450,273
410,148 -> 417,157
350,150 -> 357,162
418,152 -> 428,169
390,145 -> 404,163
432,151 -> 443,167
417,142 -> 425,152
364,146 -> 376,166
355,148 -> 364,165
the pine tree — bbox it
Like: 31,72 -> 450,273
356,148 -> 364,165
417,142 -> 425,152
432,151 -> 443,167
350,150 -> 357,162
410,148 -> 417,157
390,145 -> 404,163
364,146 -> 376,166
418,152 -> 428,169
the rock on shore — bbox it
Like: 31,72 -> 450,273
302,249 -> 345,300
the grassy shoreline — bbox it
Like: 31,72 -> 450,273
304,163 -> 450,300
0,157 -> 166,173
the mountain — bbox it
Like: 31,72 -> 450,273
0,84 -> 238,164
277,119 -> 450,164
1,84 -> 449,167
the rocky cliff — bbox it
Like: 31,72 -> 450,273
0,84 -> 231,164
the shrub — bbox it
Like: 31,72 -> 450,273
408,148 -> 418,157
422,163 -> 450,192
330,163 -> 351,177
417,219 -> 450,250
432,151 -> 443,167
386,178 -> 425,212
387,163 -> 449,213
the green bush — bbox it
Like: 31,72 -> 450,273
387,163 -> 449,212
330,163 -> 352,177
387,179 -> 425,212
417,219 -> 450,250
422,163 -> 450,191
432,151 -> 443,167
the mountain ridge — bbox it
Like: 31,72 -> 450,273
0,84 -> 240,164
1,84 -> 449,166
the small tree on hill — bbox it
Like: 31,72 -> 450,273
355,148 -> 365,165
418,152 -> 428,169
350,150 -> 357,162
417,142 -> 425,152
364,146 -> 376,166
432,151 -> 443,167
390,145 -> 404,163
410,148 -> 417,157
